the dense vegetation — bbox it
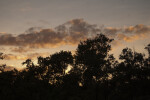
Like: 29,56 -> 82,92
0,34 -> 150,100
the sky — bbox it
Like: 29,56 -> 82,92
0,0 -> 150,69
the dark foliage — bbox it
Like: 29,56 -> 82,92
0,34 -> 150,100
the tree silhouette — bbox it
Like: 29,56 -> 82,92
0,53 -> 6,72
75,34 -> 113,82
75,34 -> 115,100
145,44 -> 150,58
110,47 -> 150,100
0,35 -> 150,100
49,51 -> 73,76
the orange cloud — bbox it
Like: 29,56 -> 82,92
102,24 -> 150,42
124,26 -> 135,33
124,24 -> 150,34
117,33 -> 148,42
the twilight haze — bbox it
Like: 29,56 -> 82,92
0,0 -> 150,69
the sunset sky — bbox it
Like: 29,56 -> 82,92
0,0 -> 150,69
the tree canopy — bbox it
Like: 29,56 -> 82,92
0,34 -> 150,100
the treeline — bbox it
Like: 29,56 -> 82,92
0,34 -> 150,100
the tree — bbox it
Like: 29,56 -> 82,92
75,34 -> 114,100
110,47 -> 150,100
145,44 -> 150,58
0,53 -> 6,72
37,51 -> 74,85
22,59 -> 33,69
49,51 -> 73,76
75,34 -> 113,84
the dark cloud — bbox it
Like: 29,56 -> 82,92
0,34 -> 17,45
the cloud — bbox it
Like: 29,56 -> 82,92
11,47 -> 33,53
4,54 -> 28,60
55,19 -> 101,44
102,24 -> 150,43
4,52 -> 50,60
124,24 -> 150,34
0,34 -> 17,45
115,25 -> 150,42
0,19 -> 150,50
0,19 -> 100,48
117,33 -> 147,42
103,27 -> 121,37
25,27 -> 42,34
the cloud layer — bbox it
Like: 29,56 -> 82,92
0,19 -> 150,53
0,19 -> 100,49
